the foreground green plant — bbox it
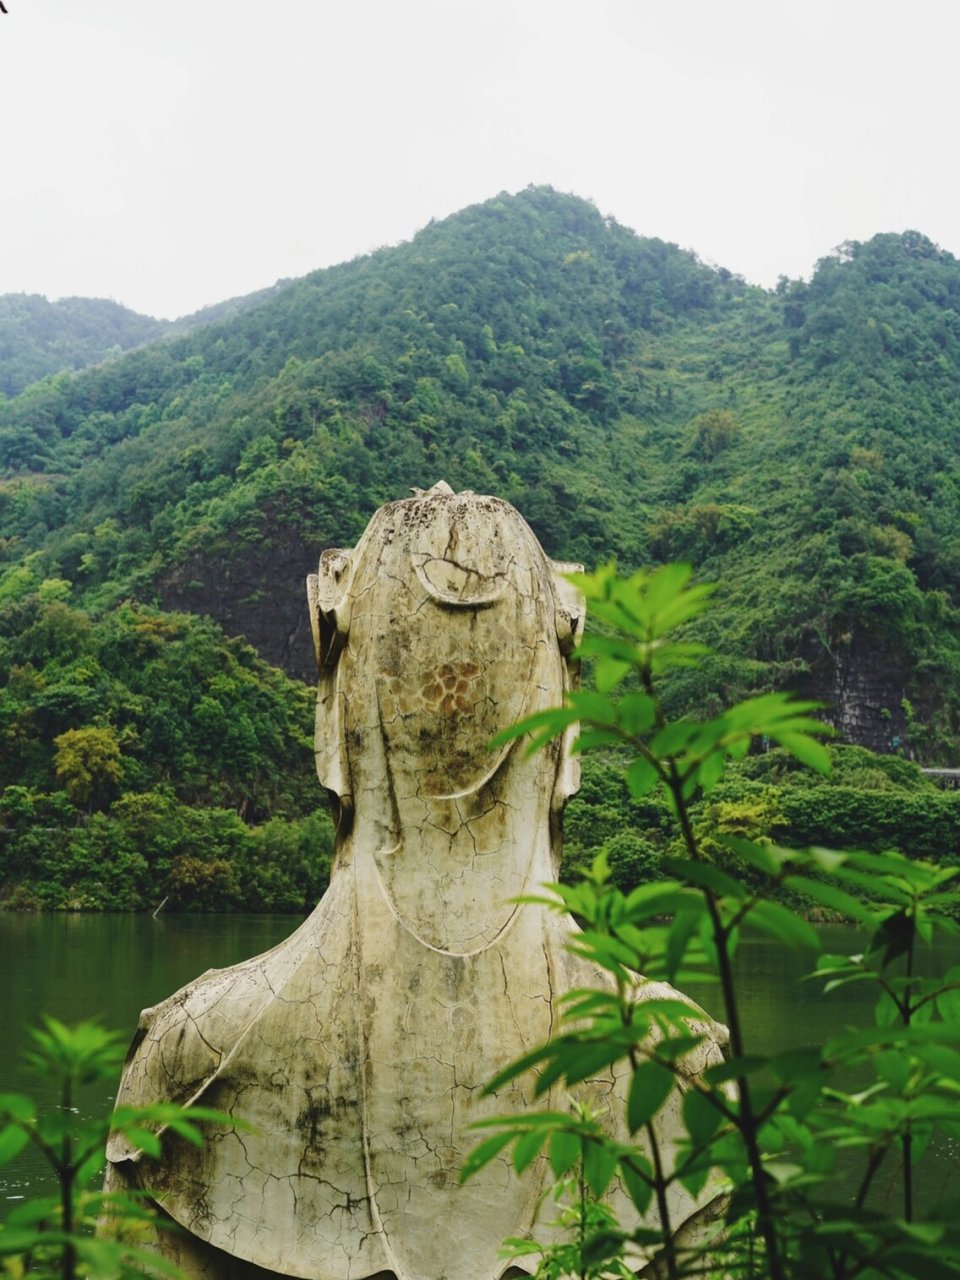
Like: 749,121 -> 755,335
464,563 -> 960,1280
0,1018 -> 234,1280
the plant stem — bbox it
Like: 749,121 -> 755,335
625,1001 -> 678,1280
61,1072 -> 76,1280
645,1119 -> 678,1280
668,762 -> 787,1280
854,1145 -> 888,1213
579,1158 -> 587,1280
902,924 -> 915,1224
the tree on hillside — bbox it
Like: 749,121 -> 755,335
53,726 -> 123,811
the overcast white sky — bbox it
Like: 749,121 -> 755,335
2,0 -> 958,320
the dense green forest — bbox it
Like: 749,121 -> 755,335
0,589 -> 332,910
3,186 -> 960,909
0,295 -> 166,400
0,286 -> 287,402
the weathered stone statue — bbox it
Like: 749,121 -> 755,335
105,483 -> 726,1280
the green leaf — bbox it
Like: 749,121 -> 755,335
459,1129 -> 515,1182
627,1061 -> 676,1134
562,1040 -> 629,1085
666,907 -> 704,984
913,1043 -> 960,1081
936,973 -> 960,1022
569,690 -> 618,726
771,1046 -> 825,1118
783,875 -> 876,924
619,1157 -> 653,1213
677,1161 -> 712,1201
596,656 -> 632,693
845,849 -> 917,877
828,1023 -> 960,1062
576,729 -> 624,752
560,989 -> 622,1020
651,1033 -> 706,1064
119,1124 -> 163,1157
549,1128 -> 581,1178
748,900 -> 820,953
722,692 -> 812,730
4,1197 -> 57,1228
640,562 -> 694,616
682,1087 -> 724,1145
471,1111 -> 578,1131
482,1042 -> 557,1094
623,881 -> 689,919
870,908 -> 916,966
632,996 -> 712,1026
722,837 -> 792,876
576,634 -> 639,664
500,1238 -> 544,1258
77,1239 -> 185,1279
581,1229 -> 628,1267
0,1226 -> 62,1255
650,721 -> 700,757
696,750 -> 727,794
618,692 -> 656,736
625,756 -> 660,799
651,640 -> 712,671
703,1055 -> 768,1086
0,1124 -> 29,1165
583,1138 -> 620,1197
0,1094 -> 34,1123
512,1126 -> 547,1174
488,706 -> 579,749
648,579 -> 715,638
663,858 -> 746,901
774,731 -> 832,774
578,926 -> 635,964
874,1049 -> 911,1092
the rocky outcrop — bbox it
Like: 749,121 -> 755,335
157,525 -> 317,682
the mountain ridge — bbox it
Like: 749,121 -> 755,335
2,186 -> 960,757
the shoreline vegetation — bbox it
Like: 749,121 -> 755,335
0,597 -> 336,913
3,743 -> 957,914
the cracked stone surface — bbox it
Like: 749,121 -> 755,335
105,483 -> 728,1280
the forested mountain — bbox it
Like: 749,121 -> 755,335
0,286 -> 292,402
0,295 -> 168,399
4,186 -> 960,908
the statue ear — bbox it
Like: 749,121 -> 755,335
307,547 -> 356,812
550,560 -> 585,813
550,560 -> 585,656
306,548 -> 354,673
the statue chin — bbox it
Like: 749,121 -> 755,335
103,484 -> 728,1280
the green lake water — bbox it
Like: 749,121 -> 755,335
1,913 -> 958,1214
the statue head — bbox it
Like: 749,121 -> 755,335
308,482 -> 583,810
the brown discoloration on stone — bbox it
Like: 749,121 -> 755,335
105,483 -> 728,1280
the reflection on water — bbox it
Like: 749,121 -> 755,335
2,915 -> 958,1213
